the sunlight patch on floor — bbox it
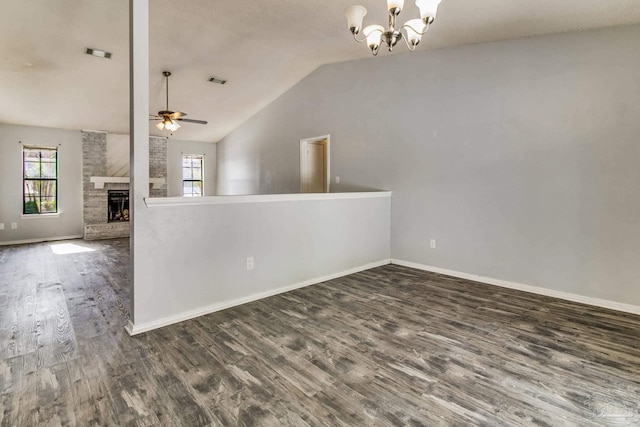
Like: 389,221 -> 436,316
50,243 -> 96,255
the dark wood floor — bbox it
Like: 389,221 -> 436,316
1,239 -> 639,426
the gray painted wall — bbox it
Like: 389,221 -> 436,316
215,24 -> 640,306
167,139 -> 217,197
133,195 -> 391,327
0,123 -> 83,243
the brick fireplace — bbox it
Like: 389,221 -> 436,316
82,130 -> 167,240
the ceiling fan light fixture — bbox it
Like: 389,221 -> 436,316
156,117 -> 179,132
162,119 -> 180,132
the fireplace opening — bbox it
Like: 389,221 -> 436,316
108,190 -> 129,222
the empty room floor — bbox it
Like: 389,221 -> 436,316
0,239 -> 639,426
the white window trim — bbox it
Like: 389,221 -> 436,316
22,145 -> 59,216
182,154 -> 204,197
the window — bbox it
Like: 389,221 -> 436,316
23,147 -> 58,214
182,154 -> 203,197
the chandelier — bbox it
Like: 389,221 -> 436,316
345,0 -> 442,55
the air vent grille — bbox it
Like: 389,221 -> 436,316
208,76 -> 227,85
85,48 -> 111,59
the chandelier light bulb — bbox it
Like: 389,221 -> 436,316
363,25 -> 384,55
387,0 -> 405,14
156,121 -> 165,130
345,5 -> 368,34
404,19 -> 426,46
415,0 -> 441,24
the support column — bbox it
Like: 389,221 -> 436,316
127,0 -> 149,333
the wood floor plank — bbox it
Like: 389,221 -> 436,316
1,239 -> 640,426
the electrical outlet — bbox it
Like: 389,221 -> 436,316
430,239 -> 436,249
335,176 -> 340,184
11,223 -> 18,230
246,257 -> 255,270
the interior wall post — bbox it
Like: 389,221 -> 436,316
127,0 -> 150,332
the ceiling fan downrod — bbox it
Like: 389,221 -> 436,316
163,71 -> 171,111
152,70 -> 208,132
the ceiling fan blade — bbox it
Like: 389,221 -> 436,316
177,118 -> 208,125
168,111 -> 187,119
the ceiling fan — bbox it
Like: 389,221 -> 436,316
150,71 -> 208,132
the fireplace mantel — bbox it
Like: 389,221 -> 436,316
90,176 -> 165,189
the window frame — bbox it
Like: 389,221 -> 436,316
182,154 -> 204,197
22,146 -> 59,215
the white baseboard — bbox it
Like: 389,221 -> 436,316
391,259 -> 640,316
0,235 -> 83,246
126,259 -> 392,336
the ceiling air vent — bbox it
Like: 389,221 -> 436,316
85,48 -> 111,59
208,76 -> 227,85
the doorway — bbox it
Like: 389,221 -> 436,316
300,135 -> 330,193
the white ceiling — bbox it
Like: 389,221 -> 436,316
1,0 -> 640,142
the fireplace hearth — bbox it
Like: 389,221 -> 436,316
108,190 -> 129,222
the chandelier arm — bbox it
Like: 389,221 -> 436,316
352,32 -> 368,44
401,22 -> 431,36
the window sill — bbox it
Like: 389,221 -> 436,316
21,212 -> 61,219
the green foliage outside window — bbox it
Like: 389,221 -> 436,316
23,147 -> 58,214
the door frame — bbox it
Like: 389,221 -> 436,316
299,134 -> 330,193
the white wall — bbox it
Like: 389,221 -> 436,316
0,123 -> 83,244
167,139 -> 217,197
215,25 -> 640,307
130,193 -> 391,331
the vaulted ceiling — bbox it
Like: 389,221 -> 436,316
2,0 -> 640,142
